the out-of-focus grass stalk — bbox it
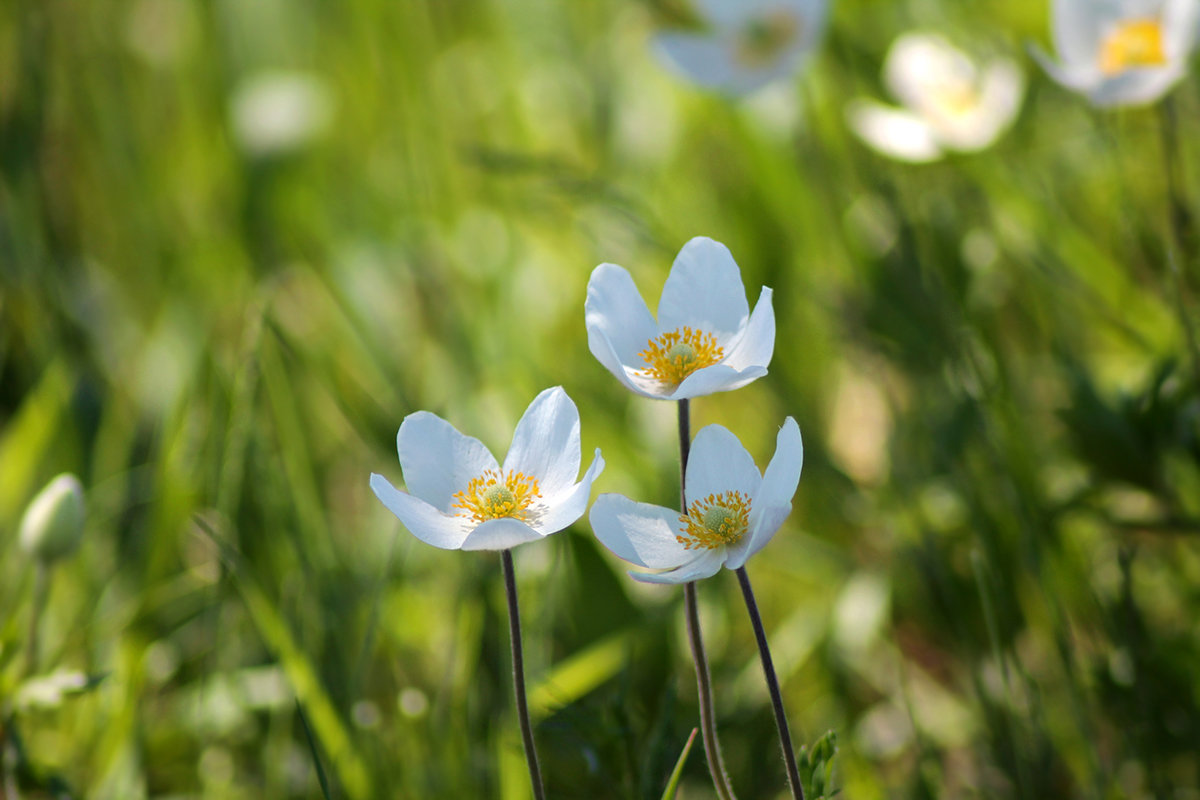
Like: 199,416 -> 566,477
678,399 -> 737,800
501,549 -> 545,800
1158,96 -> 1200,379
23,561 -> 50,677
736,566 -> 804,799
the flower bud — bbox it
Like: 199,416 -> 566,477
18,474 -> 86,563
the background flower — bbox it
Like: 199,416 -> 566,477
847,33 -> 1024,163
654,0 -> 829,95
586,236 -> 775,400
1032,0 -> 1200,106
371,387 -> 604,551
590,418 -> 802,583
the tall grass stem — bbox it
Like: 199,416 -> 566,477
735,566 -> 804,800
1159,96 -> 1200,379
501,548 -> 546,800
24,562 -> 50,677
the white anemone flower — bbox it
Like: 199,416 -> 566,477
1032,0 -> 1200,107
654,0 -> 830,95
370,387 -> 605,551
585,237 -> 775,401
847,33 -> 1024,163
590,419 -> 803,584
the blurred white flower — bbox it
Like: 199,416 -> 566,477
654,0 -> 829,95
19,473 -> 86,564
585,237 -> 775,401
590,419 -> 803,583
229,72 -> 333,156
848,33 -> 1024,163
370,387 -> 604,551
1032,0 -> 1199,107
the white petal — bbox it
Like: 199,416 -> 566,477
535,449 -> 606,534
589,493 -> 693,569
370,473 -> 470,550
1030,44 -> 1102,93
1165,0 -> 1200,57
655,32 -> 800,95
721,286 -> 775,371
732,416 -> 803,566
585,263 -> 660,367
397,412 -> 499,511
684,424 -> 762,506
1052,0 -> 1104,67
630,548 -> 727,584
846,100 -> 944,163
1089,66 -> 1186,107
671,363 -> 768,399
503,387 -> 581,498
884,33 -> 975,113
587,325 -> 672,398
658,237 -> 750,340
460,517 -> 546,551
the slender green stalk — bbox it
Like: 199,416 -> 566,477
24,561 -> 50,677
501,549 -> 545,800
1158,96 -> 1200,380
678,400 -> 737,800
735,567 -> 804,800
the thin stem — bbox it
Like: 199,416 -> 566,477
24,561 -> 49,677
501,549 -> 545,800
678,399 -> 737,800
1159,96 -> 1200,380
736,567 -> 804,800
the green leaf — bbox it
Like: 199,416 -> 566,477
659,728 -> 698,800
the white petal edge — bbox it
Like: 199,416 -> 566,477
1088,66 -> 1186,107
846,99 -> 944,163
585,263 -> 661,367
370,473 -> 470,550
671,363 -> 768,400
590,493 -> 693,569
460,517 -> 545,551
397,411 -> 499,512
630,548 -> 727,584
503,387 -> 582,498
657,237 -> 751,340
535,449 -> 606,534
731,416 -> 804,567
685,423 -> 763,505
721,285 -> 775,371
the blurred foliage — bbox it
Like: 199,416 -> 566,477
2,0 -> 1200,798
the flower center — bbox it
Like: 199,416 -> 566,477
735,10 -> 802,68
677,491 -> 751,550
1099,18 -> 1167,75
451,469 -> 541,524
638,326 -> 724,387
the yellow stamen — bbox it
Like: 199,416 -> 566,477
451,470 -> 541,524
735,10 -> 802,69
677,491 -> 751,550
638,326 -> 724,387
1100,18 -> 1167,75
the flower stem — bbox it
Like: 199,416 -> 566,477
24,561 -> 50,677
678,399 -> 737,800
501,548 -> 545,800
736,566 -> 804,800
1158,95 -> 1200,381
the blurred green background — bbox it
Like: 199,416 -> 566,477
3,0 -> 1200,797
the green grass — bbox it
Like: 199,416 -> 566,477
3,0 -> 1200,797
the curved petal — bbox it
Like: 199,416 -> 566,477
370,473 -> 470,550
587,325 -> 670,398
631,548 -> 726,584
1052,0 -> 1103,67
721,286 -> 775,371
397,412 -> 499,511
685,424 -> 762,505
504,387 -> 581,497
847,99 -> 943,163
945,58 -> 1023,150
1165,0 -> 1200,57
1030,44 -> 1101,93
589,493 -> 692,569
1089,66 -> 1186,107
535,449 -> 606,534
658,237 -> 751,339
671,363 -> 768,399
585,263 -> 660,366
460,517 -> 545,551
732,416 -> 803,566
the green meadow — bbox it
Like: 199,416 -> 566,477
2,0 -> 1199,797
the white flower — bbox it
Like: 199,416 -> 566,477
590,419 -> 802,583
847,33 -> 1024,163
370,387 -> 605,551
585,237 -> 775,401
654,0 -> 829,95
1032,0 -> 1200,107
230,71 -> 333,156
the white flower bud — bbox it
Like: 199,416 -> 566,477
19,474 -> 86,563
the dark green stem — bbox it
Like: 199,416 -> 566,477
679,399 -> 737,800
736,566 -> 804,800
1159,96 -> 1200,380
501,549 -> 545,800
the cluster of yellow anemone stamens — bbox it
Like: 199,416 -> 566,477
452,470 -> 541,523
677,491 -> 752,551
638,326 -> 724,387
